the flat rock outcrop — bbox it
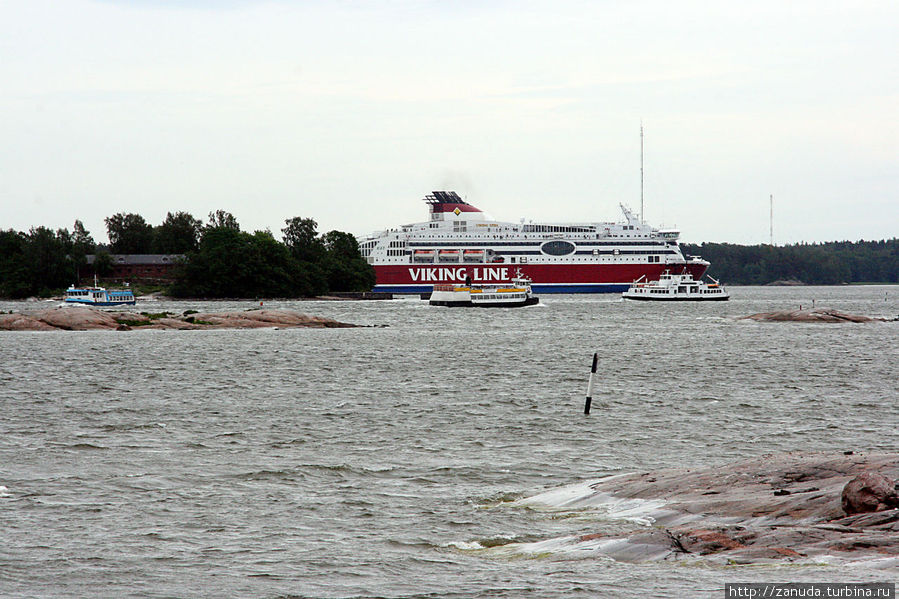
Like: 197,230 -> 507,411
518,452 -> 899,565
0,306 -> 358,331
740,308 -> 888,323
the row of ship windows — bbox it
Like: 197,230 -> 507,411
398,249 -> 676,256
366,245 -> 676,258
428,224 -> 643,234
641,288 -> 719,294
406,241 -> 675,248
476,294 -> 525,300
413,234 -> 653,239
368,256 -> 674,264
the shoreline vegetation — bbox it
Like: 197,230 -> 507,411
682,240 -> 898,286
1,210 -> 896,300
0,210 -> 375,300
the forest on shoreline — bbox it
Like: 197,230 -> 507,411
681,240 -> 898,285
0,211 -> 374,299
1,211 -> 896,298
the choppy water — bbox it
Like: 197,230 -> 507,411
1,286 -> 897,598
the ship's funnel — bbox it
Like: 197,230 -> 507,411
424,191 -> 486,221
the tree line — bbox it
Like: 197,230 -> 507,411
3,214 -> 896,298
681,239 -> 898,285
0,210 -> 374,298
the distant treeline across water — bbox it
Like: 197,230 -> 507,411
1,211 -> 896,298
682,239 -> 898,285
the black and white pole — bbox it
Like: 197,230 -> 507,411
584,352 -> 598,415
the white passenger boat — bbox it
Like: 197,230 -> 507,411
65,277 -> 136,306
622,271 -> 729,301
429,272 -> 539,307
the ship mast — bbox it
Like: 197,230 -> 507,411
769,194 -> 774,245
640,123 -> 644,224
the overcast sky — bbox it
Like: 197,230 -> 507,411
2,0 -> 897,245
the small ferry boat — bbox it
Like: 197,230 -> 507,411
622,271 -> 729,301
65,277 -> 136,306
429,272 -> 539,308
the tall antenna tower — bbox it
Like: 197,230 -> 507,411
769,194 -> 774,245
640,122 -> 644,224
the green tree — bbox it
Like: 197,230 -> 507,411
17,227 -> 77,296
70,220 -> 95,282
282,216 -> 327,294
0,229 -> 30,298
282,217 -> 325,263
72,220 -> 95,253
207,210 -> 240,231
321,230 -> 376,292
93,250 -> 114,278
154,211 -> 202,253
171,228 -> 321,297
105,213 -> 154,254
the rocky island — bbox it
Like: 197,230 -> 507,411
517,452 -> 899,565
0,306 -> 359,331
740,307 -> 893,323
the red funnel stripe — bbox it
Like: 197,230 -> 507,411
430,203 -> 482,213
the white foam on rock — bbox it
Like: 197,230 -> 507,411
512,477 -> 667,526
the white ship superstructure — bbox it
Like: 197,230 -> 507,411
358,191 -> 708,293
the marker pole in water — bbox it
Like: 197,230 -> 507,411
584,352 -> 598,414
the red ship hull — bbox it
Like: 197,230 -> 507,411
372,262 -> 709,294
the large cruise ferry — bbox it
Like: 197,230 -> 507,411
358,191 -> 709,293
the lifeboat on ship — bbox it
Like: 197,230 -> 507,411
463,249 -> 485,263
437,249 -> 461,263
413,250 -> 435,263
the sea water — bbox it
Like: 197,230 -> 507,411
1,286 -> 896,598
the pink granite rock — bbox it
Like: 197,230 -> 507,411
0,313 -> 57,331
842,471 -> 899,515
36,306 -> 120,330
525,452 -> 899,565
0,306 -> 358,331
741,308 -> 881,323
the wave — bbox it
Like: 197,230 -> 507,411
67,442 -> 109,451
230,469 -> 306,482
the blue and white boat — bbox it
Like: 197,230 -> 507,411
65,277 -> 136,306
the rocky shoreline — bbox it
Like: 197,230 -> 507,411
0,306 -> 359,331
515,452 -> 899,565
740,308 -> 894,323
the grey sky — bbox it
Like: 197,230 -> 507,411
1,0 -> 896,245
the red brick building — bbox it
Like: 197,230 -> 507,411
86,254 -> 184,283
